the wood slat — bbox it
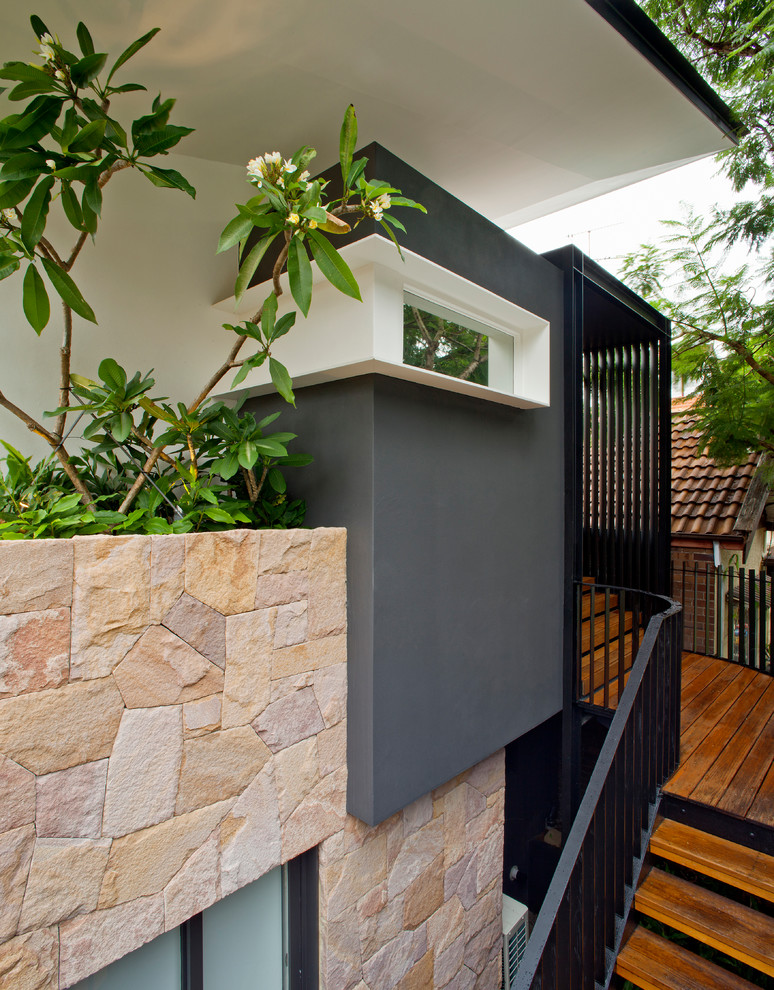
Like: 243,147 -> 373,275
680,652 -> 717,688
616,925 -> 761,990
579,590 -> 619,620
679,662 -> 745,733
689,677 -> 774,808
580,609 -> 633,655
715,707 -> 774,820
649,818 -> 774,904
635,867 -> 774,977
748,753 -> 774,828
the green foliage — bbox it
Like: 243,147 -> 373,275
621,2 -> 774,467
0,17 -> 196,335
403,304 -> 489,385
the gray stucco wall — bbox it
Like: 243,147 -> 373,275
246,146 -> 568,825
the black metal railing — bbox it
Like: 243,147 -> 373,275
672,562 -> 772,674
516,591 -> 682,990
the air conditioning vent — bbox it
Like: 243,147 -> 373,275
502,893 -> 529,989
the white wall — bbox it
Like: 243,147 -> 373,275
1,153 -> 247,458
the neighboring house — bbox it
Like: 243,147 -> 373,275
0,2 -> 744,989
671,396 -> 772,655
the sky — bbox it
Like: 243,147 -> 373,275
508,154 -> 742,280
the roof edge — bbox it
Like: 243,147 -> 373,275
584,0 -> 743,143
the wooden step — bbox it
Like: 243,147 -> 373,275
616,924 -> 761,990
580,609 -> 633,655
650,818 -> 774,904
636,866 -> 774,977
580,588 -> 619,619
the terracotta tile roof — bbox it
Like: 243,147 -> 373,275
672,399 -> 758,539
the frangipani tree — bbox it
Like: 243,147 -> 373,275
0,15 -> 424,537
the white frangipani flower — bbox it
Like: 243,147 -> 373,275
299,170 -> 310,182
282,159 -> 296,174
287,213 -> 300,225
1,208 -> 16,224
54,69 -> 65,80
46,159 -> 56,169
376,193 -> 391,210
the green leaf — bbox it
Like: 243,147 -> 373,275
261,291 -> 278,338
0,153 -> 48,183
83,177 -> 102,217
0,256 -> 20,282
81,194 -> 98,235
388,196 -> 427,212
0,97 -> 61,151
41,257 -> 96,322
269,357 -> 295,405
340,104 -> 358,188
30,15 -> 51,39
99,358 -> 126,391
68,119 -> 106,154
0,62 -> 53,83
108,83 -> 147,94
70,52 -> 108,87
307,229 -> 361,301
231,351 -> 267,388
237,440 -> 259,470
60,181 -> 84,230
268,467 -> 286,493
234,232 -> 277,304
287,236 -> 312,316
134,124 -> 194,157
378,219 -> 404,260
8,79 -> 57,101
107,28 -> 161,84
22,264 -> 49,333
217,214 -> 254,254
382,213 -> 406,233
76,22 -> 95,56
111,411 -> 133,443
141,165 -> 196,198
0,177 -> 36,209
20,175 -> 54,252
347,157 -> 368,189
271,312 -> 296,342
301,206 -> 328,222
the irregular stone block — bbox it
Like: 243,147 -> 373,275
0,540 -> 72,615
271,671 -> 314,702
220,767 -> 281,897
358,892 -> 403,963
176,726 -> 271,815
164,829 -> 219,931
444,962 -> 476,990
307,529 -> 347,640
102,706 -> 183,838
222,610 -> 273,728
464,750 -> 504,797
59,894 -> 164,987
274,736 -> 319,823
319,903 -> 362,990
0,928 -> 58,990
314,662 -> 347,727
362,930 -> 415,990
0,824 -> 35,940
257,530 -> 312,575
0,756 -> 35,833
281,765 -> 346,864
434,933 -> 464,988
396,949 -> 434,990
403,854 -> 443,930
99,799 -> 233,908
464,884 -> 500,941
0,608 -> 70,700
0,677 -> 123,775
163,592 -> 226,668
70,536 -> 151,680
427,895 -> 464,956
324,831 -> 388,921
403,793 -> 433,837
387,819 -> 443,899
476,829 -> 503,895
185,530 -> 260,615
253,686 -> 325,753
463,917 -> 500,976
272,634 -> 346,680
113,625 -> 223,708
254,571 -> 308,609
183,694 -> 221,737
18,838 -> 111,932
274,600 -> 308,649
149,535 -> 185,622
317,722 -> 346,778
36,759 -> 108,839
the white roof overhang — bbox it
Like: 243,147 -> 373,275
0,0 -> 737,226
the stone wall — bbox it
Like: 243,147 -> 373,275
0,528 -> 505,990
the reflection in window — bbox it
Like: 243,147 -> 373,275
403,303 -> 489,386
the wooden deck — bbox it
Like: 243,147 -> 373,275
663,652 -> 774,831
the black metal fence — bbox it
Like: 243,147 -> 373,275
671,562 -> 772,674
516,590 -> 682,990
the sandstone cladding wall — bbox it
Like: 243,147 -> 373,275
0,529 -> 504,990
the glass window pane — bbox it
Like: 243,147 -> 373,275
203,866 -> 284,990
68,928 -> 181,990
404,302 -> 490,385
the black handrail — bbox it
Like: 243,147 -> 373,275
516,589 -> 682,989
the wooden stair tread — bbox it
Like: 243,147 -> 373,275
650,819 -> 774,904
636,866 -> 774,977
616,925 -> 761,990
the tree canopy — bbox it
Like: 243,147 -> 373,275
621,1 -> 774,465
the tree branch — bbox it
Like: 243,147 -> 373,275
54,302 -> 73,439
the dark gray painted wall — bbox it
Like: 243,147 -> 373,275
246,146 -> 569,825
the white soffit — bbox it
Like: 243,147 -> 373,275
0,0 -> 734,226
